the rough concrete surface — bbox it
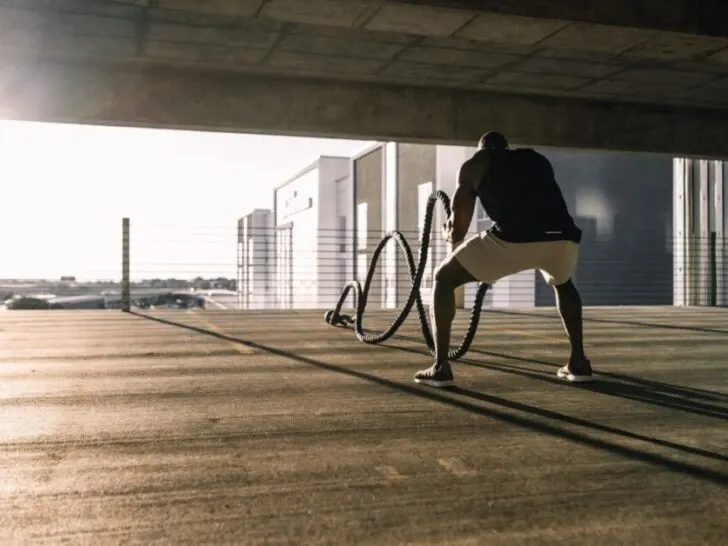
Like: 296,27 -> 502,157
1,307 -> 727,545
2,0 -> 728,156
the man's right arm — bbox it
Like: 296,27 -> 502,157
447,151 -> 489,245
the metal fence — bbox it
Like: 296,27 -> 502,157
2,219 -> 724,312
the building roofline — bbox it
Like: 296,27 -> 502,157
351,142 -> 384,161
273,155 -> 351,192
237,208 -> 273,222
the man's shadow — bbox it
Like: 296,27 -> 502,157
389,331 -> 728,421
129,311 -> 728,487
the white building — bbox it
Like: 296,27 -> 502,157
244,142 -> 685,311
236,209 -> 274,309
273,156 -> 353,309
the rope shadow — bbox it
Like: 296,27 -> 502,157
131,311 -> 728,486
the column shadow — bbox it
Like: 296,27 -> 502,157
130,311 -> 728,486
483,308 -> 728,336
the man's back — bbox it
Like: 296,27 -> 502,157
476,148 -> 581,244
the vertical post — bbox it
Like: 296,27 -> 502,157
121,218 -> 131,312
709,231 -> 717,307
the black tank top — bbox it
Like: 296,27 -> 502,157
476,148 -> 582,243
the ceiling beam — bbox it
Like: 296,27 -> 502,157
2,57 -> 727,158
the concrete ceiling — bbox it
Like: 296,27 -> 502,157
1,0 -> 727,111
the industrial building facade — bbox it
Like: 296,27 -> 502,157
237,156 -> 353,310
238,142 -> 727,310
236,209 -> 273,310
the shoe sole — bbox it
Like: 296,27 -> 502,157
556,370 -> 594,383
414,377 -> 455,388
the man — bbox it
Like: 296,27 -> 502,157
414,131 -> 592,388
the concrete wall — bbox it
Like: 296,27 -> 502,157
354,146 -> 384,308
236,209 -> 273,310
274,166 -> 320,308
395,144 -> 437,303
536,149 -> 674,306
317,156 -> 353,308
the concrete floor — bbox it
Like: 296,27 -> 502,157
1,307 -> 727,545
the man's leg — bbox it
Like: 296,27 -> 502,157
537,241 -> 593,382
414,256 -> 480,388
554,279 -> 592,381
554,280 -> 587,363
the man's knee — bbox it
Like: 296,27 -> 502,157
434,257 -> 475,287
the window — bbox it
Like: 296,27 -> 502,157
357,202 -> 368,251
338,258 -> 347,286
338,215 -> 347,253
237,241 -> 244,268
357,253 -> 368,282
247,239 -> 254,293
385,143 -> 398,231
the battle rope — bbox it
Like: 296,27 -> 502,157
324,190 -> 489,361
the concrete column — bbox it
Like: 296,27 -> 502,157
697,159 -> 711,306
715,161 -> 727,305
673,158 -> 688,306
673,158 -> 728,306
383,142 -> 398,309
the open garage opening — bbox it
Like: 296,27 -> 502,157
2,119 -> 723,312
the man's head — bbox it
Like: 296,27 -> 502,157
478,131 -> 508,152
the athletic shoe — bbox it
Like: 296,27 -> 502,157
414,363 -> 455,388
556,360 -> 594,383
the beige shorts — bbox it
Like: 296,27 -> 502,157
452,231 -> 579,286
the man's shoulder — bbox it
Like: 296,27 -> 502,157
461,149 -> 490,192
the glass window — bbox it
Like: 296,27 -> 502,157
357,253 -> 368,282
338,215 -> 347,253
385,143 -> 398,231
357,202 -> 368,250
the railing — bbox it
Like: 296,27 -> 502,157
2,220 -> 724,311
115,220 -> 723,311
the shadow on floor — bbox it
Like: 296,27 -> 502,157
387,333 -> 728,423
483,308 -> 728,336
130,311 -> 728,486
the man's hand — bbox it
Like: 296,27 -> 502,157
442,217 -> 455,243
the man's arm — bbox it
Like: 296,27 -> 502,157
446,151 -> 489,245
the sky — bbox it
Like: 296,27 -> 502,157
0,120 -> 373,281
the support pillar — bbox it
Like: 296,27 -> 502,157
383,142 -> 398,309
674,158 -> 728,306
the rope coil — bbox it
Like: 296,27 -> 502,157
324,190 -> 488,360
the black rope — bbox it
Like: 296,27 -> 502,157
324,190 -> 489,361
